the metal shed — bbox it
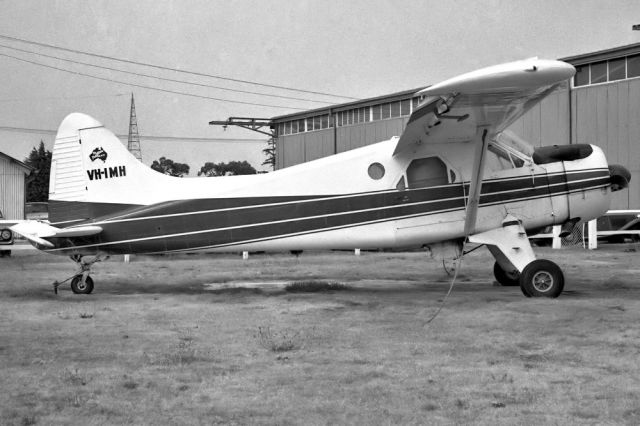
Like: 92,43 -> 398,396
0,152 -> 32,220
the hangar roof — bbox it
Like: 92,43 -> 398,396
560,42 -> 640,66
0,151 -> 33,174
270,86 -> 425,122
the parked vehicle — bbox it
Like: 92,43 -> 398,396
0,209 -> 14,257
596,210 -> 640,243
529,210 -> 640,246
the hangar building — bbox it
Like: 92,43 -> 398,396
270,42 -> 640,210
0,152 -> 31,221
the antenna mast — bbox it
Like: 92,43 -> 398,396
127,93 -> 143,161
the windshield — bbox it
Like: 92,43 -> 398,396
485,131 -> 533,171
495,130 -> 534,157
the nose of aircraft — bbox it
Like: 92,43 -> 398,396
609,164 -> 631,191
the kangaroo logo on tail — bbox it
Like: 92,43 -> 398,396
89,147 -> 108,162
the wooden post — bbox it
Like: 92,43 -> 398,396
588,219 -> 598,250
551,225 -> 561,249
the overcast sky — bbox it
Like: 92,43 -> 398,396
0,0 -> 638,174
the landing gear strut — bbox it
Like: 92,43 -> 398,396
470,215 -> 565,298
493,261 -> 520,286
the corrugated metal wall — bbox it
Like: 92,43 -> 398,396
276,117 -> 409,169
571,78 -> 640,209
0,156 -> 27,220
337,118 -> 409,153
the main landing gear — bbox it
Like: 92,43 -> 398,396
53,255 -> 107,295
469,215 -> 565,298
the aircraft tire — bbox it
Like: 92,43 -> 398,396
493,262 -> 520,286
519,259 -> 564,298
71,275 -> 94,295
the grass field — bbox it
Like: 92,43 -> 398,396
1,245 -> 640,425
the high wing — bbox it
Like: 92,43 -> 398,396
394,58 -> 575,235
10,221 -> 102,248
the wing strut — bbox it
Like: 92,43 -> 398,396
463,126 -> 491,237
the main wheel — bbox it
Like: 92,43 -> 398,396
519,259 -> 564,298
493,262 -> 520,286
71,275 -> 94,294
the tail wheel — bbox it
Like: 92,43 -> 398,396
493,262 -> 520,286
519,259 -> 564,298
71,275 -> 94,294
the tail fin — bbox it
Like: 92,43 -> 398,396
48,113 -> 168,224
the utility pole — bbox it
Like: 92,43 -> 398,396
127,93 -> 142,161
209,117 -> 276,170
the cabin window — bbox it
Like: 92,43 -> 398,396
406,157 -> 448,188
368,162 -> 385,180
485,142 -> 527,171
396,176 -> 406,191
494,144 -> 524,167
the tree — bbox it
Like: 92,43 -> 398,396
150,156 -> 190,177
198,160 -> 257,177
24,140 -> 52,202
262,138 -> 276,170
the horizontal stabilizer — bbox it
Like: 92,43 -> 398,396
10,221 -> 102,248
0,220 -> 22,228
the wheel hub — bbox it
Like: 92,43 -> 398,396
532,271 -> 554,292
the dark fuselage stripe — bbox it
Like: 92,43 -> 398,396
46,169 -> 610,254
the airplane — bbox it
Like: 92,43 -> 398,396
7,58 -> 630,298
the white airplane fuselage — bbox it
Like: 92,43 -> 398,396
42,115 -> 613,256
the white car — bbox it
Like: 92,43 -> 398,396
0,209 -> 14,257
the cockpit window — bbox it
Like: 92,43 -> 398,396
406,157 -> 449,188
488,143 -> 525,168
